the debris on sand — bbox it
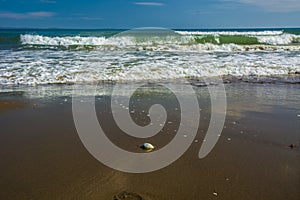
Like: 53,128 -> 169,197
289,144 -> 295,149
114,191 -> 143,200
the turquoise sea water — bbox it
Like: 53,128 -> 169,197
0,28 -> 299,85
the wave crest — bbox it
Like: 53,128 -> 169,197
20,32 -> 300,49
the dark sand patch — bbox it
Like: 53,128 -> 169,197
0,100 -> 27,112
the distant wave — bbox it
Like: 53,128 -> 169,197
20,31 -> 300,50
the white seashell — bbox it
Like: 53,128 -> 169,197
140,143 -> 155,151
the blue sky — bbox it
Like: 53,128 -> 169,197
0,0 -> 299,28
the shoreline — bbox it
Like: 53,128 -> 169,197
0,74 -> 299,96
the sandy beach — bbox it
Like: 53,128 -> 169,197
0,82 -> 299,199
1,0 -> 300,198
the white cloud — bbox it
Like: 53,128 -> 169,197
222,0 -> 300,12
27,11 -> 57,17
0,12 -> 26,19
0,11 -> 57,19
133,2 -> 165,6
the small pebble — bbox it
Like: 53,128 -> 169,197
297,114 -> 300,117
227,138 -> 231,141
213,192 -> 218,196
183,134 -> 187,138
194,139 -> 198,143
64,98 -> 68,102
289,144 -> 295,149
140,143 -> 155,151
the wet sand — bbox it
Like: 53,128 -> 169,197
0,83 -> 299,199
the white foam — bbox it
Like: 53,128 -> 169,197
20,34 -> 108,46
161,43 -> 300,52
0,49 -> 299,85
175,30 -> 284,36
20,34 -> 194,46
257,34 -> 300,45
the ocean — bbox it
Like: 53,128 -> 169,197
0,28 -> 299,86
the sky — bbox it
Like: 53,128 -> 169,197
0,0 -> 299,29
